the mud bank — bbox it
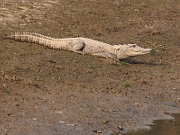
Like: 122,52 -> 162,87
0,0 -> 180,135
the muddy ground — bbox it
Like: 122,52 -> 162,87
0,0 -> 180,135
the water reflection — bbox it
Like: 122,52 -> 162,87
125,114 -> 180,135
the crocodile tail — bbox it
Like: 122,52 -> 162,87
4,32 -> 55,47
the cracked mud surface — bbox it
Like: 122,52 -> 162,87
0,0 -> 180,135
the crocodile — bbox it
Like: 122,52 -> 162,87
4,32 -> 152,62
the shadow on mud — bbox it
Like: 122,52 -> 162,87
123,58 -> 165,66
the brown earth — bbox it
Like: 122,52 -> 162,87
0,0 -> 180,135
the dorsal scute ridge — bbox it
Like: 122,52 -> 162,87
24,32 -> 54,40
27,32 -> 65,40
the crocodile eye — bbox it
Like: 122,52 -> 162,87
132,45 -> 136,47
130,44 -> 136,48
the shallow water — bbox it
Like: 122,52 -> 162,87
125,114 -> 180,135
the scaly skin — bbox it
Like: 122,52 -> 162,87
5,32 -> 152,62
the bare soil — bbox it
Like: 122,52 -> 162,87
0,0 -> 180,135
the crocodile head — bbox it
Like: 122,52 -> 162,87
114,44 -> 152,59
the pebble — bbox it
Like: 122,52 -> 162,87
54,110 -> 62,114
32,118 -> 37,121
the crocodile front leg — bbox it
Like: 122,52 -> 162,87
93,52 -> 120,62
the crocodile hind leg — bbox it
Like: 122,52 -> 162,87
71,39 -> 86,55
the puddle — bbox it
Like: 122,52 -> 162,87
124,114 -> 180,135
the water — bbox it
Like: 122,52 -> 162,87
125,114 -> 180,135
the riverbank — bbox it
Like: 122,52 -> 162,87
0,0 -> 180,134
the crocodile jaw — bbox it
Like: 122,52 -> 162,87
115,44 -> 152,59
125,44 -> 152,57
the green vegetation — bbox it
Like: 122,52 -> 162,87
121,61 -> 130,66
87,63 -> 95,69
2,88 -> 10,94
64,31 -> 73,36
124,82 -> 131,88
150,49 -> 157,55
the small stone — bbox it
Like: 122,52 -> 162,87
66,123 -> 76,126
118,125 -> 123,131
11,75 -> 17,82
3,84 -> 7,89
102,119 -> 108,123
59,121 -> 65,123
178,97 -> 180,101
51,100 -> 55,103
54,110 -> 62,114
32,118 -> 37,121
93,130 -> 102,133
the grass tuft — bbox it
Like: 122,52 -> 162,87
124,82 -> 131,88
150,49 -> 157,55
87,63 -> 95,69
121,61 -> 130,66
